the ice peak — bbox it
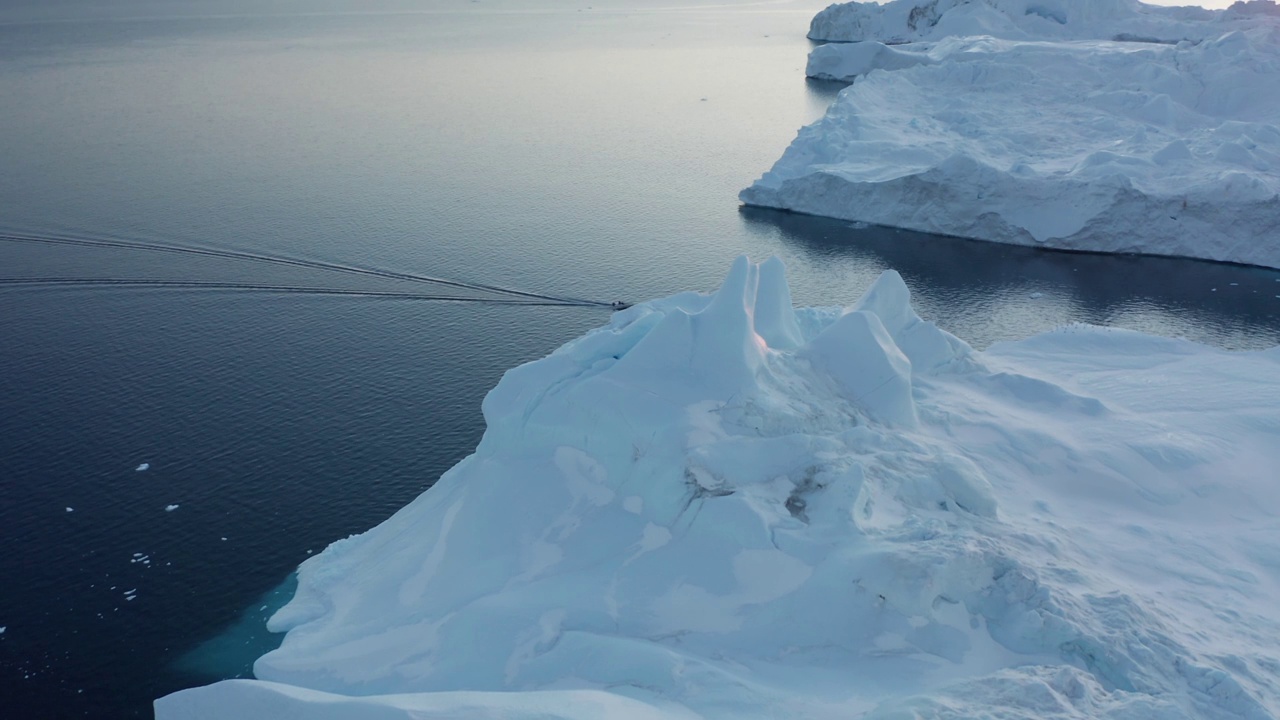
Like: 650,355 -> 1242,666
700,255 -> 804,350
853,270 -> 974,374
803,308 -> 920,427
753,256 -> 804,351
605,256 -> 806,400
853,268 -> 915,337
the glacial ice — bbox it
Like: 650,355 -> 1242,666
157,257 -> 1280,719
806,0 -> 1265,44
742,0 -> 1280,267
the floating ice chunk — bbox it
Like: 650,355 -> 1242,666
0,627 -> 5,634
1029,292 -> 1044,299
745,1 -> 1280,267
165,505 -> 179,512
65,507 -> 73,513
157,257 -> 1280,720
136,463 -> 150,472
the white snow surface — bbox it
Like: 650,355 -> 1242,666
158,258 -> 1280,719
743,0 -> 1280,267
806,0 -> 1272,43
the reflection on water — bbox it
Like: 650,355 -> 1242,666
802,76 -> 847,104
742,207 -> 1280,350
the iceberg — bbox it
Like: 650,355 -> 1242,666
742,0 -> 1280,268
157,257 -> 1280,719
806,0 -> 1261,44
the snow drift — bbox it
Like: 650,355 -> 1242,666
157,257 -> 1280,719
742,0 -> 1280,267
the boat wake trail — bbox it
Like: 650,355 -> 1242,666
0,277 -> 589,306
0,231 -> 608,307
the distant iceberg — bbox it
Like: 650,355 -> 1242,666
806,0 -> 1262,44
742,0 -> 1280,267
158,257 -> 1280,719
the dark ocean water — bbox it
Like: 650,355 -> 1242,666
2,1 -> 1279,717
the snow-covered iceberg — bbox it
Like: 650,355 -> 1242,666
807,0 -> 1266,44
742,0 -> 1280,267
157,257 -> 1280,719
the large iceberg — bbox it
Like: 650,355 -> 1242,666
806,0 -> 1263,44
742,0 -> 1280,267
158,257 -> 1280,719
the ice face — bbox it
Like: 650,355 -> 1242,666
744,0 -> 1280,268
157,257 -> 1280,720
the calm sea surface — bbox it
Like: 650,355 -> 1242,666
2,1 -> 1279,717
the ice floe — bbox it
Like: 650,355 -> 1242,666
157,258 -> 1280,719
743,0 -> 1280,267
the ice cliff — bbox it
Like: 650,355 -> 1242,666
158,257 -> 1280,719
742,0 -> 1280,267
